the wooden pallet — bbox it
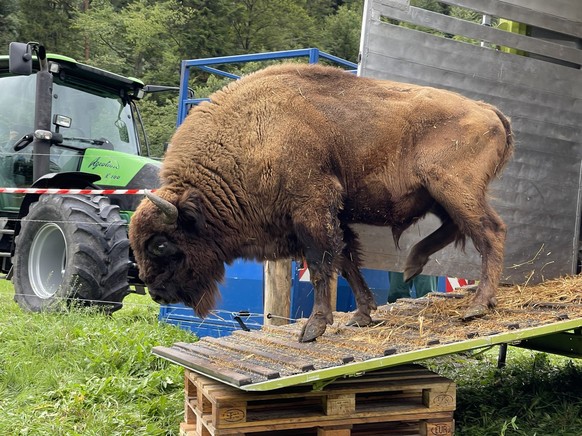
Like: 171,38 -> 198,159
180,364 -> 456,435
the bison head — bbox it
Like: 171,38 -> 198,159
129,189 -> 226,318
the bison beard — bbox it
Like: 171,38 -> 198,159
144,261 -> 220,318
129,63 -> 514,342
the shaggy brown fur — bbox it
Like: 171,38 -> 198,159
129,63 -> 514,342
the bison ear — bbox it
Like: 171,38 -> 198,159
176,189 -> 206,233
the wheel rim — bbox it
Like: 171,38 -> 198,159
28,223 -> 67,299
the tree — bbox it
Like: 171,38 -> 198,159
319,2 -> 362,62
14,0 -> 82,57
0,0 -> 19,50
72,0 -> 192,81
227,0 -> 318,52
305,0 -> 335,19
138,95 -> 179,157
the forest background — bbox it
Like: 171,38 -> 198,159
0,0 -> 481,156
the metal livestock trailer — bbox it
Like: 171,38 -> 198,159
154,0 -> 582,394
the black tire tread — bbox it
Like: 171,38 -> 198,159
13,194 -> 130,312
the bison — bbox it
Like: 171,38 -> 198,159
129,63 -> 514,342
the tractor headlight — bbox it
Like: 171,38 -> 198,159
34,130 -> 53,140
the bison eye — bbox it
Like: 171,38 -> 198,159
147,235 -> 179,258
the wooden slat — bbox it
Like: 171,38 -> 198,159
151,346 -> 253,386
264,260 -> 292,326
315,335 -> 383,360
174,342 -> 281,380
204,336 -> 316,372
438,0 -> 582,38
260,321 -> 385,359
373,3 -> 582,65
230,330 -> 358,366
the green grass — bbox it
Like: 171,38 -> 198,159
0,281 -> 195,435
426,349 -> 582,435
1,280 -> 581,435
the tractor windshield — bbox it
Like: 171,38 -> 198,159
0,74 -> 35,147
0,71 -> 141,185
0,74 -> 35,189
52,76 -> 140,156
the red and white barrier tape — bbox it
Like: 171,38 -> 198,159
0,187 -> 155,195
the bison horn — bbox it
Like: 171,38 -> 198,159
144,190 -> 178,225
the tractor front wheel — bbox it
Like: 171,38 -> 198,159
13,194 -> 130,313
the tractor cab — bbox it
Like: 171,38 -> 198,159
0,42 -> 147,206
0,42 -> 164,312
0,68 -> 143,190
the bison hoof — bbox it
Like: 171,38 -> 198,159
403,265 -> 423,282
346,311 -> 372,327
299,317 -> 328,342
461,304 -> 488,320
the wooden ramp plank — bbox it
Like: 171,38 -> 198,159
204,336 -> 316,372
230,330 -> 360,367
152,346 -> 253,387
174,342 -> 281,380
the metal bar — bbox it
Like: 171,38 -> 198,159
177,60 -> 191,126
182,49 -> 357,70
177,49 -> 357,126
183,49 -> 313,68
497,343 -> 508,368
196,65 -> 240,80
517,330 -> 582,358
176,48 -> 358,126
32,70 -> 52,180
318,52 -> 359,70
308,47 -> 320,64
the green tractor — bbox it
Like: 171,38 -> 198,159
0,42 -> 163,312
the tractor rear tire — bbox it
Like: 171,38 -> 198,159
13,194 -> 130,313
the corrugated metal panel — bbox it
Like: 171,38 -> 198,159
357,0 -> 582,284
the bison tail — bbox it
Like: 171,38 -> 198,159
492,107 -> 515,176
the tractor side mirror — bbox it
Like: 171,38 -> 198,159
8,42 -> 33,75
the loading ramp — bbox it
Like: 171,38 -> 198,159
153,277 -> 582,391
